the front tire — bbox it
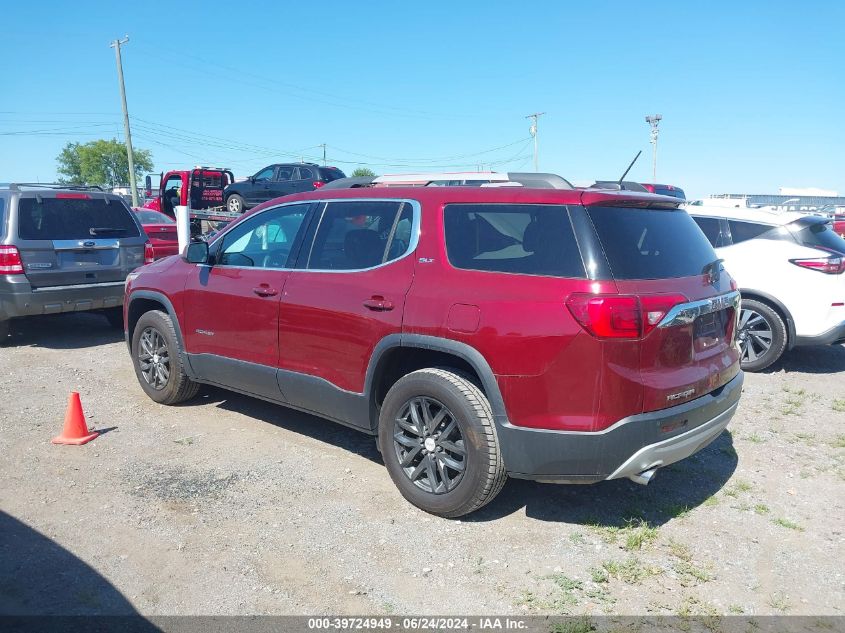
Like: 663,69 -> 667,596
378,368 -> 507,518
131,310 -> 200,404
226,194 -> 245,214
738,299 -> 787,372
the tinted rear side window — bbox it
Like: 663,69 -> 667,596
790,221 -> 845,254
319,168 -> 345,182
444,204 -> 585,278
692,216 -> 726,248
727,220 -> 776,244
18,197 -> 140,240
587,206 -> 717,280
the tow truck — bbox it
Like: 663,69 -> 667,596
142,166 -> 242,227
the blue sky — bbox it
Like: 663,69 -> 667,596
1,0 -> 843,198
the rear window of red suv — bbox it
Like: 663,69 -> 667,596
444,204 -> 585,278
586,206 -> 718,280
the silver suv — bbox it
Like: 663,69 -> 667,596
0,184 -> 150,342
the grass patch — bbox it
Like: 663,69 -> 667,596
601,557 -> 659,584
590,567 -> 609,584
745,432 -> 765,444
772,517 -> 804,531
767,592 -> 792,612
661,504 -> 691,520
674,560 -> 712,586
668,539 -> 692,562
623,520 -> 659,551
832,399 -> 845,413
549,618 -> 596,633
754,504 -> 770,515
569,532 -> 585,545
830,434 -> 845,449
703,495 -> 719,507
724,478 -> 753,497
728,604 -> 744,614
791,432 -> 816,445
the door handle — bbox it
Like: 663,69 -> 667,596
363,296 -> 394,311
252,285 -> 279,297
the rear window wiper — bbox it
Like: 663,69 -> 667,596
89,227 -> 130,236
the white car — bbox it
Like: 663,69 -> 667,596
687,206 -> 845,371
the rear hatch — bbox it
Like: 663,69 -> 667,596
15,193 -> 146,288
584,203 -> 740,414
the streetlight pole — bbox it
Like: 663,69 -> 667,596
525,112 -> 545,172
110,36 -> 139,207
645,114 -> 662,182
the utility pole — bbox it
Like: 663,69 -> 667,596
320,143 -> 327,166
645,114 -> 662,182
525,112 -> 545,172
110,36 -> 138,207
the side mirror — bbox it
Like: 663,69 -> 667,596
184,241 -> 209,264
144,175 -> 152,198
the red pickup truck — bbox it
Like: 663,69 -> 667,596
143,167 -> 235,219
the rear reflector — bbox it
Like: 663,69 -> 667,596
144,242 -> 155,265
566,293 -> 687,339
0,245 -> 24,274
790,255 -> 845,274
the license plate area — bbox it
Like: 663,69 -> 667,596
59,250 -> 117,268
693,309 -> 729,352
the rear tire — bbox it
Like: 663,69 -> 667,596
226,194 -> 245,214
378,368 -> 507,518
131,310 -> 200,404
738,299 -> 787,372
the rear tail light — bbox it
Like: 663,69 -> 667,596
790,255 -> 845,274
144,242 -> 155,265
0,245 -> 24,274
566,293 -> 687,339
312,181 -> 325,189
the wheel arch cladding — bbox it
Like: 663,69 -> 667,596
127,291 -> 186,353
365,334 -> 509,432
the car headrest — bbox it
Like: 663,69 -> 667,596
344,229 -> 384,268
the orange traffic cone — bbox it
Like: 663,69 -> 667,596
52,392 -> 99,446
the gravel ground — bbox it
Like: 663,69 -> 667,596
1,312 -> 843,617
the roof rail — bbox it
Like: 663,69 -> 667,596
4,182 -> 105,192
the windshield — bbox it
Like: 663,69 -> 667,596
18,196 -> 140,240
587,206 -> 718,279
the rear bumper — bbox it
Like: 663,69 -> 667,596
0,277 -> 125,321
793,320 -> 845,347
498,371 -> 743,483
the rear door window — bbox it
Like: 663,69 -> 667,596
692,216 -> 727,248
318,168 -> 345,182
727,220 -> 777,244
444,204 -> 585,278
296,167 -> 315,181
18,196 -> 140,240
586,206 -> 717,279
790,220 -> 845,254
303,200 -> 411,270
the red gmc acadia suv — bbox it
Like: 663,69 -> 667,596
124,186 -> 743,517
